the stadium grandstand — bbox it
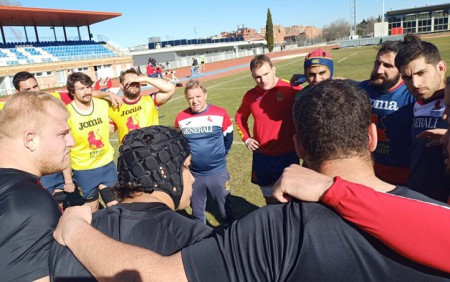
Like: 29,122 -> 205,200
148,36 -> 246,49
0,6 -> 132,96
386,3 -> 450,35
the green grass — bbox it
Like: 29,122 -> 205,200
111,36 -> 450,227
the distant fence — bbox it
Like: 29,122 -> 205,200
149,37 -> 245,50
135,43 -> 300,74
337,35 -> 405,48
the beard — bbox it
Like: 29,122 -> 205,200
39,154 -> 69,176
124,89 -> 141,100
369,72 -> 401,92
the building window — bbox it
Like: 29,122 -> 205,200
418,19 -> 432,33
405,14 -> 416,21
388,15 -> 402,30
76,67 -> 89,72
35,71 -> 52,77
96,65 -> 112,69
417,12 -> 431,20
403,20 -> 416,34
434,10 -> 449,31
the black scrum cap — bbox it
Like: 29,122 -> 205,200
117,126 -> 190,208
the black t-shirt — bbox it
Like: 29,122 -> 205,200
182,186 -> 450,281
0,168 -> 61,281
50,202 -> 213,280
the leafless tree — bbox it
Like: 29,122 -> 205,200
322,19 -> 351,41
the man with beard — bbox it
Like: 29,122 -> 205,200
359,41 -> 415,186
109,68 -> 175,145
395,35 -> 450,202
290,49 -> 334,92
66,72 -> 119,211
0,92 -> 74,281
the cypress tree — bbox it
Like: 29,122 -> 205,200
266,8 -> 274,52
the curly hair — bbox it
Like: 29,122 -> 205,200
66,72 -> 94,97
376,40 -> 403,56
112,182 -> 145,202
293,80 -> 372,170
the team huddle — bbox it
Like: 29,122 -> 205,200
1,34 -> 450,281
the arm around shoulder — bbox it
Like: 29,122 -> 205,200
53,206 -> 188,281
321,178 -> 450,274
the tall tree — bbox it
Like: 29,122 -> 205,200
265,8 -> 274,52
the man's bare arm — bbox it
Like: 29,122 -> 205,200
127,76 -> 175,105
272,164 -> 333,202
54,206 -> 187,281
61,166 -> 75,193
92,90 -> 123,107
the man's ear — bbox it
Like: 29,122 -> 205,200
24,131 -> 38,152
368,123 -> 378,152
437,60 -> 447,76
293,134 -> 305,159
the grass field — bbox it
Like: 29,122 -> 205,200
112,36 -> 450,226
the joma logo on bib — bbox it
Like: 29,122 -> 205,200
121,106 -> 142,117
371,99 -> 399,111
78,118 -> 104,130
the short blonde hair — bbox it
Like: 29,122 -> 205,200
0,91 -> 68,139
184,79 -> 207,95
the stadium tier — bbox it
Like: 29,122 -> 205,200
148,36 -> 245,49
0,41 -> 117,66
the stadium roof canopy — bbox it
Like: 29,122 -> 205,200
386,3 -> 450,16
0,6 -> 121,43
0,6 -> 121,27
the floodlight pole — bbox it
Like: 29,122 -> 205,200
381,0 -> 385,36
349,0 -> 356,38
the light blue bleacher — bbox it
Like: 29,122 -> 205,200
0,41 -> 117,66
41,44 -> 115,61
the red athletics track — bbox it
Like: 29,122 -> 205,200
126,44 -> 338,96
